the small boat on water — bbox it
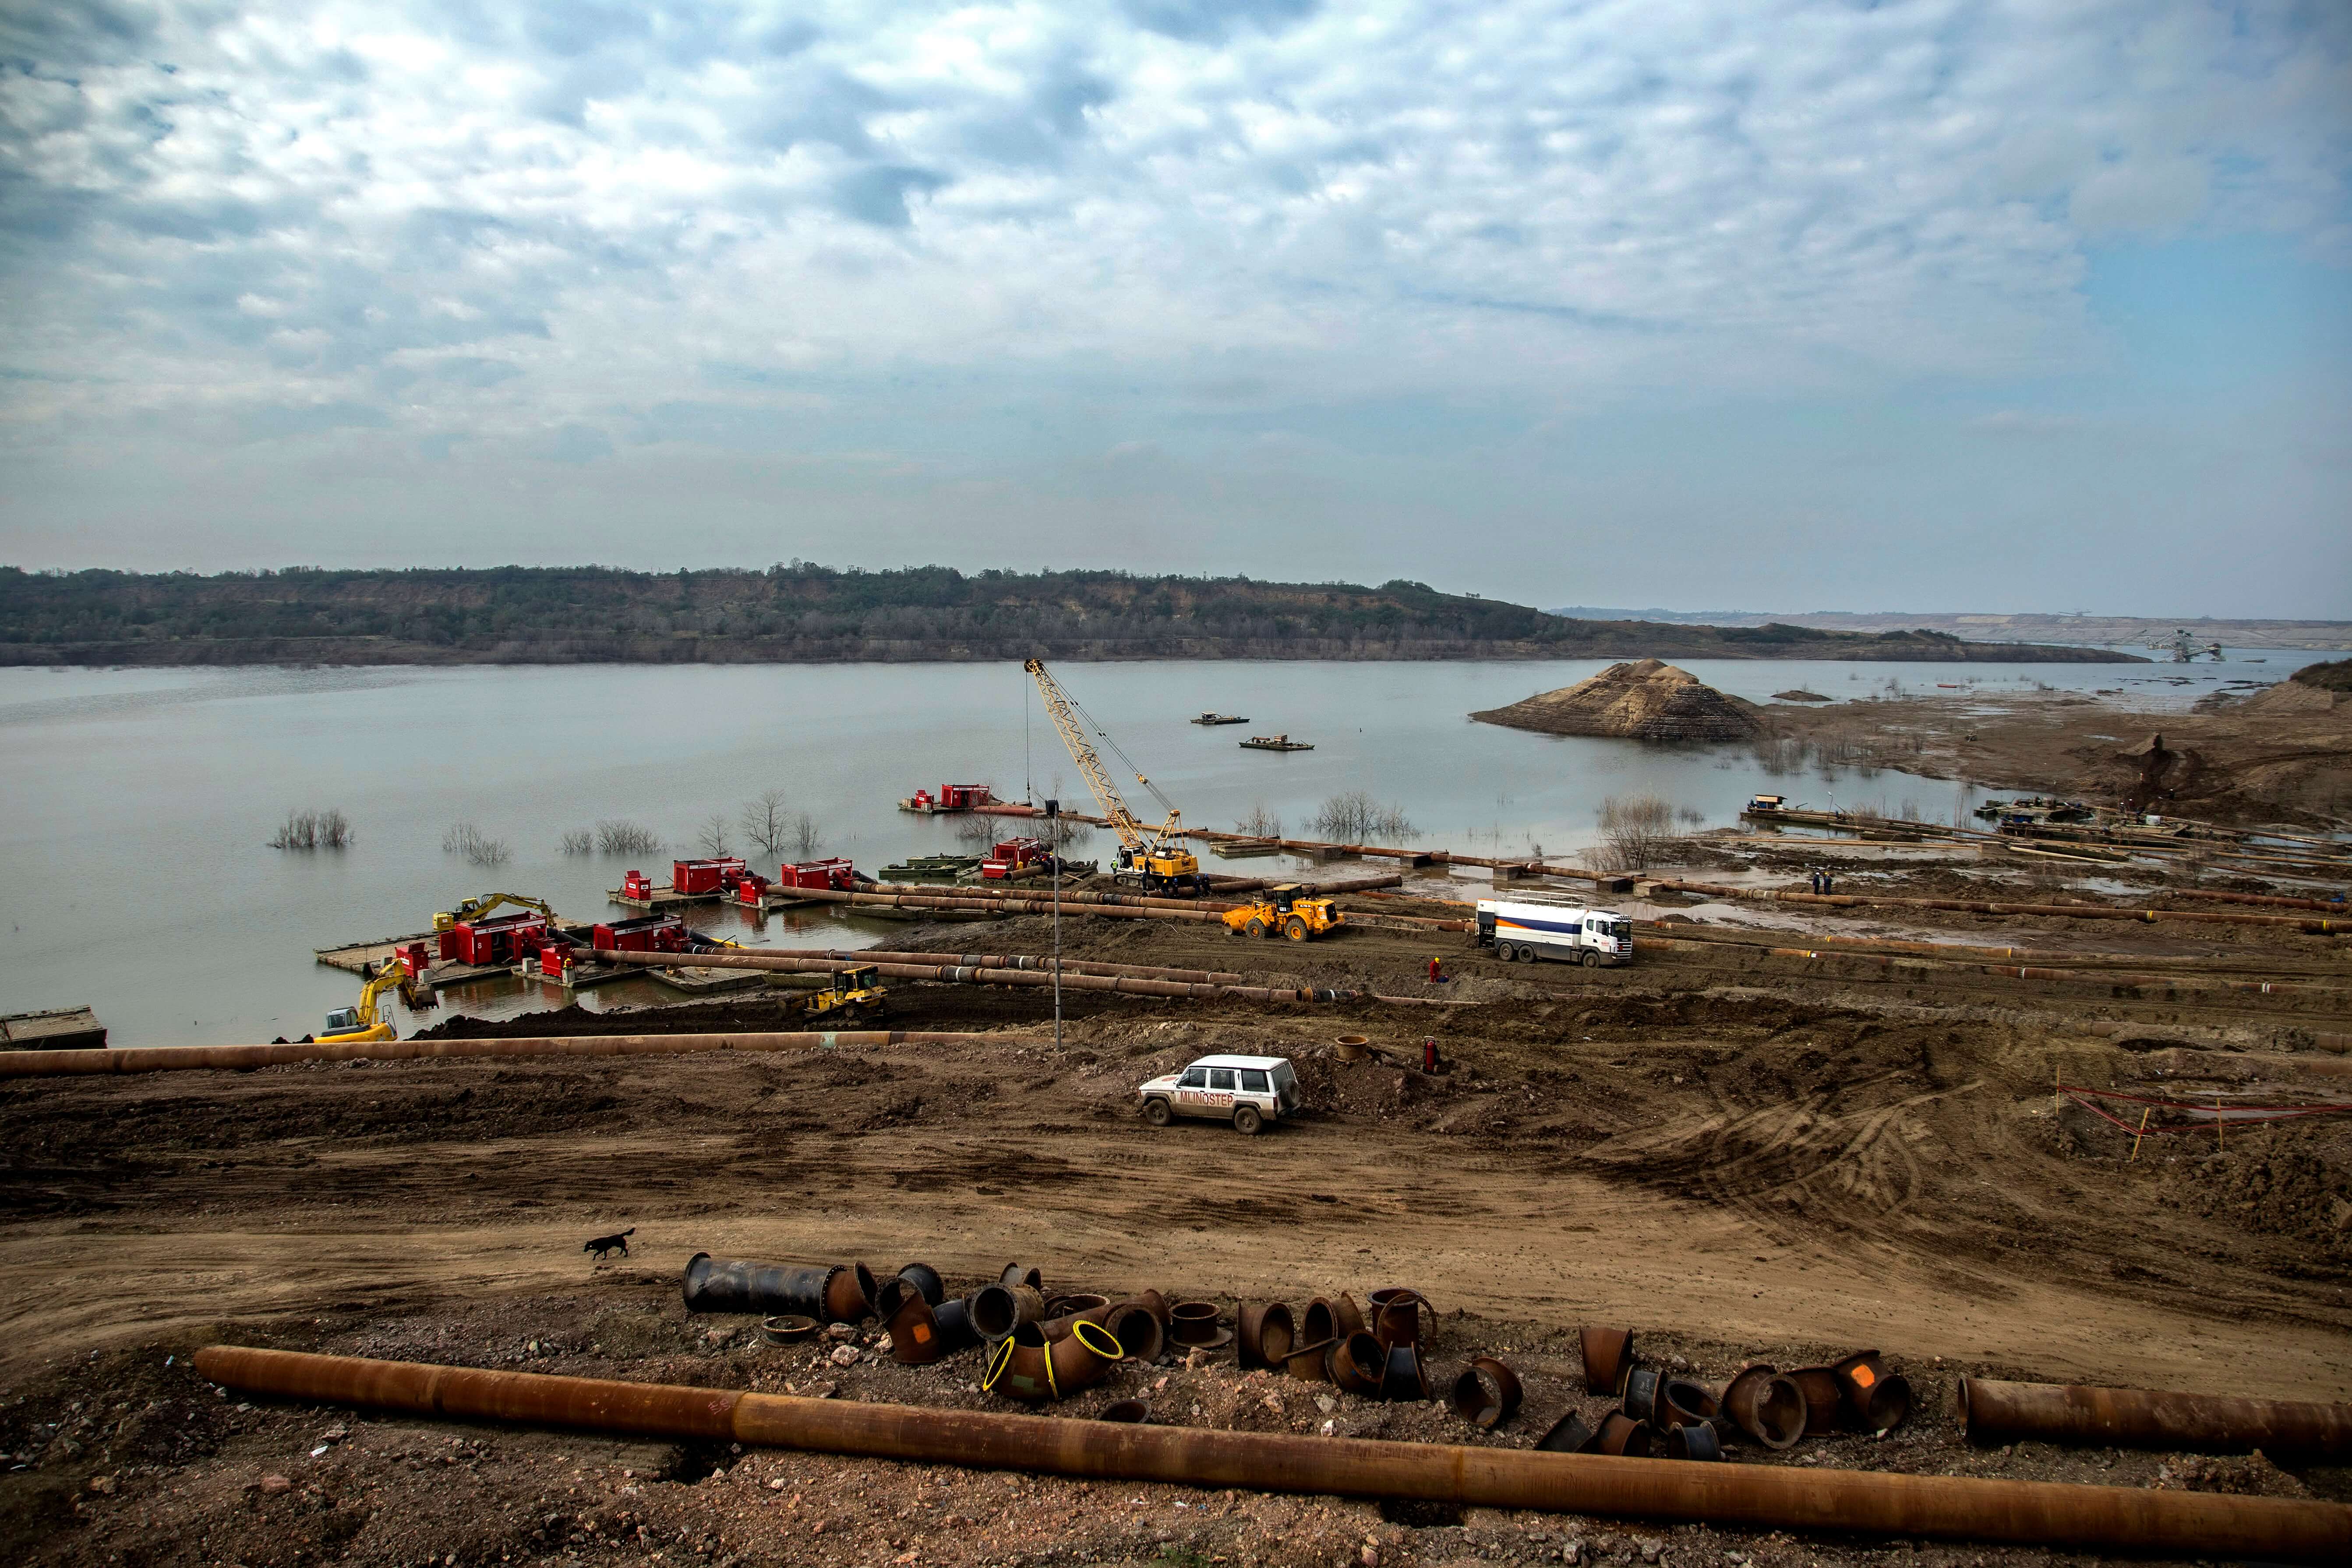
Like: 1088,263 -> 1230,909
1191,712 -> 1249,725
1239,734 -> 1314,752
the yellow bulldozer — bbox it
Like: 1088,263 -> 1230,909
1221,883 -> 1345,942
774,964 -> 889,1025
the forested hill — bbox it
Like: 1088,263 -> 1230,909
0,565 -> 2137,665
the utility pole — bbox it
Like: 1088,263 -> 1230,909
1045,798 -> 1061,1051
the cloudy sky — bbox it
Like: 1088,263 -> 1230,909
3,1 -> 2348,616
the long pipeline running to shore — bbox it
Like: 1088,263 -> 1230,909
0,1029 -> 1038,1080
192,1347 -> 2350,1560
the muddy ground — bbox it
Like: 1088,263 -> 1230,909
1762,685 -> 2352,826
4,899 -> 2349,1567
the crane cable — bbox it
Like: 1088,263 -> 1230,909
1061,689 -> 1180,823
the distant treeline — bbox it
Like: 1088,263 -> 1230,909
0,565 -> 2137,664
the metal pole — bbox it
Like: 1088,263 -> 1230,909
1047,797 -> 1062,1052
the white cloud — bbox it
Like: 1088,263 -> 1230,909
4,0 -> 2344,422
0,1 -> 2345,610
2069,155 -> 2211,238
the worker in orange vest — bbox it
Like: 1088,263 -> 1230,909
1427,955 -> 1446,983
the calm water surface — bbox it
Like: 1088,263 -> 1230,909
2,651 -> 2320,1047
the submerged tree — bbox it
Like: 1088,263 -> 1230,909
270,809 -> 351,851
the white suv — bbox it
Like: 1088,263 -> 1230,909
1137,1054 -> 1300,1135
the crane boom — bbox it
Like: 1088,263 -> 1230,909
1025,658 -> 1155,847
1023,658 -> 1201,894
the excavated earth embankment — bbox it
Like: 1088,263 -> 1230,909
1472,659 -> 1762,742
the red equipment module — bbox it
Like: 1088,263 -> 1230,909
538,940 -> 574,979
774,858 -> 856,891
671,858 -> 747,896
980,837 -> 1049,880
590,914 -> 691,953
441,912 -> 551,967
621,868 -> 653,901
735,872 -> 772,907
938,784 -> 994,809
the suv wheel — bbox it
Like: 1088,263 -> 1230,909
1143,1098 -> 1173,1127
1232,1105 -> 1264,1135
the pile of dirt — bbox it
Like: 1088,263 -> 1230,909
1471,659 -> 1761,741
2246,674 -> 2348,713
2290,656 -> 2352,693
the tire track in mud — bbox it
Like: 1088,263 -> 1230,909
1575,1073 -> 1975,1245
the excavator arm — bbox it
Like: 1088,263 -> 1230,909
355,961 -> 405,1028
437,891 -> 557,930
321,958 -> 406,1043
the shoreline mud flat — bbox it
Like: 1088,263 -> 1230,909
4,865 -> 2348,1565
1760,678 -> 2352,828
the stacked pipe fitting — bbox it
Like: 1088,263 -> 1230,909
1533,1327 -> 1914,1462
1235,1286 -> 1437,1402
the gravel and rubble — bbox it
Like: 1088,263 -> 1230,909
4,1271 -> 2343,1568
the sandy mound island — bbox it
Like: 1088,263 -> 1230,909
1472,658 -> 1762,742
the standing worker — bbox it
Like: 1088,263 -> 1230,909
1423,1038 -> 1440,1073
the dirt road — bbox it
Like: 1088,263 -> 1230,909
4,908 -> 2348,1566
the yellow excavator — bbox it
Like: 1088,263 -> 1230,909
318,959 -> 407,1044
434,892 -> 558,931
1221,883 -> 1346,942
1024,658 -> 1204,896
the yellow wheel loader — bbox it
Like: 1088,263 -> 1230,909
1221,883 -> 1345,942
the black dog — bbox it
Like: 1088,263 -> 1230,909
583,1227 -> 635,1261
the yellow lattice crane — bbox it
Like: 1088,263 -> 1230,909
1024,658 -> 1203,895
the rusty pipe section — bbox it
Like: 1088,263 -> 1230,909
810,948 -> 1245,985
190,1348 -> 2351,1559
0,1029 -> 1032,1080
788,887 -> 1223,922
1643,879 -> 2342,933
2163,888 -> 2349,913
1632,935 -> 2350,999
1959,1377 -> 2352,1460
833,881 -> 1236,915
599,949 -> 1373,1005
683,1256 -> 876,1322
